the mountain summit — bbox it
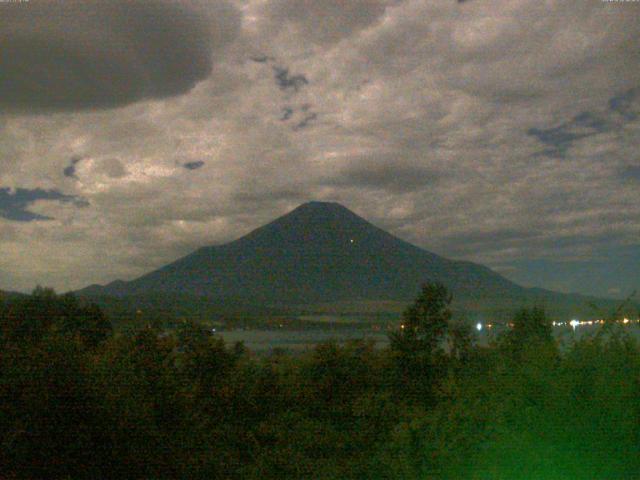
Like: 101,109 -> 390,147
79,201 -> 524,305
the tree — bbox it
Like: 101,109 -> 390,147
501,306 -> 553,353
448,320 -> 475,364
390,282 -> 452,357
0,288 -> 111,349
389,282 -> 453,398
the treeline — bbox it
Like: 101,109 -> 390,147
1,285 -> 639,479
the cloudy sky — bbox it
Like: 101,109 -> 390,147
0,0 -> 638,298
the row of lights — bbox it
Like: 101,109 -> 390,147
559,318 -> 639,331
472,318 -> 640,332
476,323 -> 493,331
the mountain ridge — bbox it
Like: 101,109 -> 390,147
76,201 -> 624,319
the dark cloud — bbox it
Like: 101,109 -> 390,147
609,87 -> 639,121
527,88 -> 638,158
250,55 -> 274,63
292,112 -> 318,131
0,0 -> 240,112
273,67 -> 309,92
184,161 -> 205,170
279,104 -> 318,128
63,156 -> 83,179
527,112 -> 608,158
0,188 -> 87,222
280,107 -> 294,121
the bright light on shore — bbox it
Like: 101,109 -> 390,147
551,317 -> 639,330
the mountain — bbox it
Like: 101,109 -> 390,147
0,289 -> 25,300
77,201 -> 620,319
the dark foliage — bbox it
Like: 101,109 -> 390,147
389,282 -> 452,399
1,287 -> 639,479
500,306 -> 554,353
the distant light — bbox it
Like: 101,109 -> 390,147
476,322 -> 482,332
350,238 -> 354,243
623,318 -> 629,324
570,319 -> 579,330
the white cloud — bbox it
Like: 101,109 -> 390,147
0,0 -> 639,295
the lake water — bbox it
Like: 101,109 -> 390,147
214,322 -> 640,354
215,328 -> 390,353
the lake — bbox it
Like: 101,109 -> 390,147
214,321 -> 640,354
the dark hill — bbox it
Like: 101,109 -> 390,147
80,202 -> 521,302
77,202 -> 622,318
0,289 -> 25,300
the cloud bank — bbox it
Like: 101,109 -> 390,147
0,0 -> 240,112
0,0 -> 638,298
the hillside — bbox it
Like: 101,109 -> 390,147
77,202 -> 624,320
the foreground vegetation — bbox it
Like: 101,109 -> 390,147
1,286 -> 639,479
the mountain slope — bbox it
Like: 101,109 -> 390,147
79,201 -> 531,306
0,289 -> 26,300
